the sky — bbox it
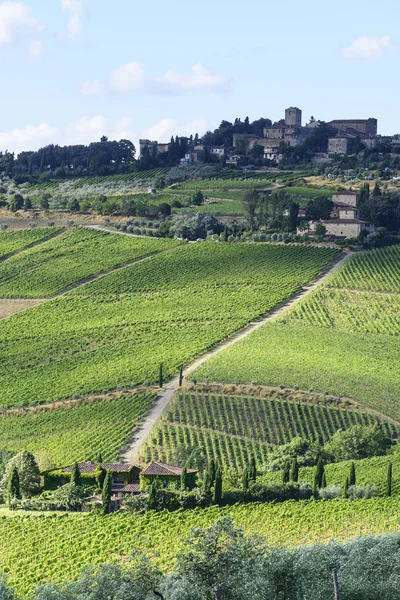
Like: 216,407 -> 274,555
0,0 -> 398,155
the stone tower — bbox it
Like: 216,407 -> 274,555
285,107 -> 302,127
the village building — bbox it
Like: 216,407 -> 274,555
140,462 -> 198,488
304,191 -> 376,238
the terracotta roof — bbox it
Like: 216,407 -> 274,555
63,461 -> 134,474
141,462 -> 198,476
112,483 -> 140,493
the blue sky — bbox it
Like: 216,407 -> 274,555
0,0 -> 398,155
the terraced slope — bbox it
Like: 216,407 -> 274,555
139,390 -> 399,469
0,243 -> 338,407
192,246 -> 400,419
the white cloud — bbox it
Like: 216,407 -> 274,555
156,62 -> 228,92
80,80 -> 104,95
143,118 -> 208,142
0,116 -> 137,154
0,123 -> 59,153
61,0 -> 85,39
109,61 -> 145,92
343,35 -> 391,59
0,2 -> 44,46
28,39 -> 42,59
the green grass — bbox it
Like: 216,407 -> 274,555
0,243 -> 338,407
139,391 -> 399,470
0,392 -> 155,470
0,228 -> 179,298
0,227 -> 62,259
283,186 -> 333,199
1,498 -> 400,596
192,247 -> 400,420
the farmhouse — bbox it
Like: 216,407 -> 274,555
140,462 -> 198,487
306,192 -> 376,238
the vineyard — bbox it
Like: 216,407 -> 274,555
0,391 -> 155,469
0,243 -> 338,407
265,452 -> 400,497
1,497 -> 400,596
0,227 -> 62,260
0,227 -> 179,298
192,246 -> 400,419
139,390 -> 399,469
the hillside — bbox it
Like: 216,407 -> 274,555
192,245 -> 400,419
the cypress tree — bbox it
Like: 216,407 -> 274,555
70,462 -> 80,486
8,466 -> 21,503
343,476 -> 349,498
314,458 -> 325,491
290,457 -> 299,483
96,453 -> 103,463
179,365 -> 183,387
249,455 -> 257,482
148,483 -> 157,510
102,471 -> 112,515
242,467 -> 249,492
321,472 -> 327,489
282,461 -> 290,484
349,462 -> 356,487
203,470 -> 211,494
386,462 -> 393,497
208,459 -> 216,486
223,225 -> 228,242
95,465 -> 106,491
159,363 -> 163,388
180,467 -> 188,491
213,467 -> 222,505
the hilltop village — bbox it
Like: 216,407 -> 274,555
139,106 -> 400,168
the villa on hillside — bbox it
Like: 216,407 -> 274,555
304,192 -> 376,238
44,460 -> 198,499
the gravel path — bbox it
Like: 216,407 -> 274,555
121,251 -> 354,464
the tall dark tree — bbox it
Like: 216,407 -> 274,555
242,467 -> 249,492
180,467 -> 188,491
213,467 -> 222,505
242,190 -> 260,230
8,466 -> 21,503
386,462 -> 392,497
282,461 -> 291,484
249,455 -> 257,482
70,462 -> 80,486
314,458 -> 325,491
372,182 -> 382,197
349,462 -> 356,487
290,458 -> 299,483
102,471 -> 112,515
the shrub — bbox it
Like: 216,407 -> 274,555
347,484 -> 378,500
319,484 -> 342,500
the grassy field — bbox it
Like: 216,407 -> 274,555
1,497 -> 400,596
0,392 -> 155,470
192,247 -> 400,420
0,243 -> 338,407
139,390 -> 399,469
0,228 -> 179,298
0,227 -> 62,259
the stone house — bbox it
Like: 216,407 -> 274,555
304,192 -> 375,238
140,462 -> 198,488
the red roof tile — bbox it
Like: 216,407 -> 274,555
63,461 -> 134,474
141,462 -> 198,476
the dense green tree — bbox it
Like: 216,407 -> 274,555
314,458 -> 325,490
213,467 -> 222,505
282,461 -> 291,483
54,483 -> 85,511
147,483 -> 157,510
70,462 -> 80,486
249,455 -> 257,482
158,202 -> 171,216
305,197 -> 333,220
180,467 -> 188,491
0,451 -> 40,498
94,465 -> 106,491
242,190 -> 260,230
192,191 -> 204,206
7,466 -> 21,504
23,197 -> 32,210
102,471 -> 112,515
290,458 -> 299,483
242,467 -> 249,492
324,424 -> 392,462
386,462 -> 392,497
349,462 -> 356,487
68,198 -> 80,213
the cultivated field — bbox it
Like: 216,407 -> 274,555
192,246 -> 400,419
0,228 -> 179,298
0,227 -> 62,259
1,497 -> 399,595
0,243 -> 338,407
139,390 -> 399,469
0,391 -> 155,469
